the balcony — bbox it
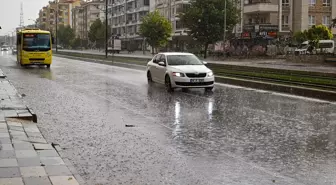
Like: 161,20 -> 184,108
244,3 -> 278,14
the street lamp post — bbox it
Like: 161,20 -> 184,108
56,0 -> 58,53
223,0 -> 227,51
105,0 -> 108,58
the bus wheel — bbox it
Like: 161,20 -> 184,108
46,65 -> 50,68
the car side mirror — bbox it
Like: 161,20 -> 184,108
158,61 -> 166,66
202,61 -> 208,65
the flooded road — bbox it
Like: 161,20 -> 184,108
0,51 -> 335,185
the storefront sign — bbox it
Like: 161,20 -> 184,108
259,25 -> 279,31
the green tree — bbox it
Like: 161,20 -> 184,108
57,25 -> 75,48
70,37 -> 81,49
139,10 -> 172,54
293,25 -> 333,47
88,19 -> 110,49
180,0 -> 240,58
293,30 -> 308,43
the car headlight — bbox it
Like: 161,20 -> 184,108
172,72 -> 185,77
207,71 -> 214,77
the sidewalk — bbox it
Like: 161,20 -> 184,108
0,69 -> 83,185
58,49 -> 336,75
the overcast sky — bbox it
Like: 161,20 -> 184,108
0,0 -> 50,35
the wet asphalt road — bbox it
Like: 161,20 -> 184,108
1,51 -> 336,185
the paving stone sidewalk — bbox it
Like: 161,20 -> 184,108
0,119 -> 81,185
0,69 -> 83,185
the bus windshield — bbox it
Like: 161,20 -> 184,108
23,33 -> 51,51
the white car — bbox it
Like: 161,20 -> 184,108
146,52 -> 215,92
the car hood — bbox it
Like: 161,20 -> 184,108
169,65 -> 211,73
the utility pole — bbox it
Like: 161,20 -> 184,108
105,0 -> 108,58
223,0 -> 227,52
56,0 -> 58,53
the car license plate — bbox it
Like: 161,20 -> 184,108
31,61 -> 42,63
190,79 -> 204,83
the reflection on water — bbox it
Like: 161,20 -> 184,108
172,101 -> 181,137
207,98 -> 214,121
40,69 -> 54,80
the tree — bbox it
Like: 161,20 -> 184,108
293,25 -> 333,47
293,30 -> 308,43
57,25 -> 75,48
70,37 -> 81,49
180,0 -> 239,58
139,10 -> 172,54
88,19 -> 110,49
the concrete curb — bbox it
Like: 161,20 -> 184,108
216,76 -> 336,101
53,146 -> 87,185
26,105 -> 38,123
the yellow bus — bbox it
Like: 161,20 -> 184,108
17,28 -> 53,68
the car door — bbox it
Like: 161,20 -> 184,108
156,54 -> 167,84
149,54 -> 160,82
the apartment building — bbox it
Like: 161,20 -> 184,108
38,0 -> 81,35
72,0 -> 105,40
108,0 -> 150,49
236,0 -> 336,40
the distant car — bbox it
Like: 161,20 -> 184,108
56,45 -> 64,49
12,48 -> 17,55
1,47 -> 9,51
146,52 -> 215,92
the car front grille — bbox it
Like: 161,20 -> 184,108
185,73 -> 207,78
175,81 -> 214,86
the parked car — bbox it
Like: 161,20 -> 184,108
146,52 -> 215,92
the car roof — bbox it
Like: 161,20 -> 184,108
158,52 -> 194,56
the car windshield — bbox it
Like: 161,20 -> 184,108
23,33 -> 51,51
167,55 -> 203,65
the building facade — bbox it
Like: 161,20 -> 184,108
108,0 -> 150,50
154,0 -> 191,50
38,0 -> 81,35
73,0 -> 105,40
235,0 -> 336,40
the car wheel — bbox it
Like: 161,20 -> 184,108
147,71 -> 153,83
182,88 -> 188,92
205,87 -> 214,91
165,75 -> 174,92
46,64 -> 51,68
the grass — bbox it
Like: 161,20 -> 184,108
55,51 -> 336,91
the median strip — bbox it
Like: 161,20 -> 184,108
54,51 -> 336,101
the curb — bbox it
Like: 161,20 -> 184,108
26,105 -> 38,123
216,76 -> 336,101
53,145 -> 87,185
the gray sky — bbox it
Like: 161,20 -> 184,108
0,0 -> 50,35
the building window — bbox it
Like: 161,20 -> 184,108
282,0 -> 289,7
282,15 -> 289,27
308,15 -> 316,26
323,16 -> 330,26
309,0 -> 316,6
323,0 -> 331,6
